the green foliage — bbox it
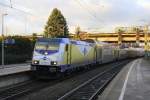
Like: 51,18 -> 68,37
32,33 -> 37,42
0,36 -> 35,64
44,8 -> 69,38
75,26 -> 81,39
5,36 -> 33,55
75,26 -> 81,35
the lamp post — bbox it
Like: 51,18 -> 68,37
1,13 -> 8,68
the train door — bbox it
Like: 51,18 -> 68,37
65,44 -> 69,65
69,44 -> 72,65
97,46 -> 102,64
65,44 -> 72,66
94,45 -> 97,63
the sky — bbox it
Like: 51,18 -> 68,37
0,0 -> 150,35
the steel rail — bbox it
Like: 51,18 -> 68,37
58,62 -> 126,100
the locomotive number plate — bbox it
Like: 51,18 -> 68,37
40,61 -> 50,65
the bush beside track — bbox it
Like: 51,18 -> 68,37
0,36 -> 36,64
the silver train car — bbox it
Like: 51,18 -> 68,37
31,38 -> 143,77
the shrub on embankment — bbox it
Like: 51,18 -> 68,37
0,36 -> 36,65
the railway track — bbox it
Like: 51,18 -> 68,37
0,79 -> 58,100
58,63 -> 125,100
0,60 -> 130,100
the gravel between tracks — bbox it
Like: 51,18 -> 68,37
16,60 -> 130,100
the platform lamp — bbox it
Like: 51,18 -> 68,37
1,13 -> 8,68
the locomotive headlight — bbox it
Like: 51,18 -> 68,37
53,61 -> 57,65
33,60 -> 39,64
44,52 -> 48,55
51,61 -> 57,65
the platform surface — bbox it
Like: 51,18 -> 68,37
0,63 -> 30,76
98,58 -> 150,100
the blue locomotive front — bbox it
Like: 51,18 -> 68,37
31,38 -> 70,76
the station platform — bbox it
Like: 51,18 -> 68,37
0,63 -> 30,76
98,58 -> 150,100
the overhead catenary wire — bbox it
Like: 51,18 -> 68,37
9,0 -> 12,8
0,1 -> 33,34
0,1 -> 50,21
73,0 -> 105,25
82,0 -> 105,23
0,2 -> 32,15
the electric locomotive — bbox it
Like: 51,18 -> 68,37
31,38 -> 143,78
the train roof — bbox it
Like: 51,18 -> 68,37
37,38 -> 116,47
82,39 -> 95,43
37,38 -> 93,46
70,40 -> 89,45
37,38 -> 70,44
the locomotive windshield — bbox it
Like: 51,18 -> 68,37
47,44 -> 59,50
35,38 -> 63,51
35,42 -> 59,51
35,43 -> 47,50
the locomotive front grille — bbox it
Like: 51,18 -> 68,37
36,66 -> 49,71
32,65 -> 60,73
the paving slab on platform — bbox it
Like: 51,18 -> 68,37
98,58 -> 150,100
0,63 -> 31,76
